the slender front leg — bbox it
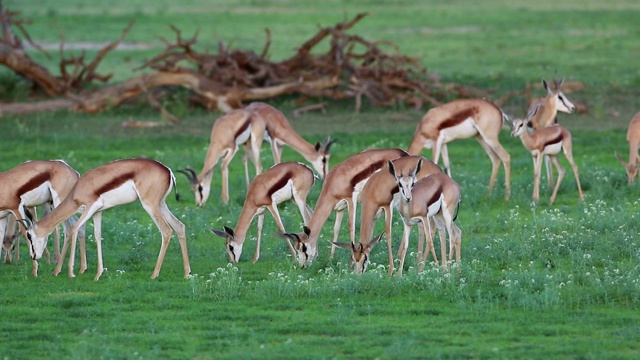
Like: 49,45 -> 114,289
396,224 -> 411,277
383,206 -> 394,276
220,151 -> 236,204
532,153 -> 543,203
93,212 -> 104,281
253,213 -> 265,263
266,205 -> 296,259
329,210 -> 345,259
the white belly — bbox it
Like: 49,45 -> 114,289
440,118 -> 477,142
543,142 -> 562,156
235,125 -> 252,146
21,181 -> 52,207
271,180 -> 294,204
99,180 -> 140,210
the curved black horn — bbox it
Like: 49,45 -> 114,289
177,166 -> 198,185
317,137 -> 337,153
15,218 -> 32,230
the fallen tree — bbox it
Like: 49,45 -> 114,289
0,6 -> 587,120
0,6 -> 491,118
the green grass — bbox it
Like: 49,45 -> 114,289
1,1 -> 640,359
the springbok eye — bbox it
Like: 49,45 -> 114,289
322,157 -> 327,164
198,185 -> 203,192
228,244 -> 234,252
301,244 -> 307,252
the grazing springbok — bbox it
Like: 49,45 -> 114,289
0,160 -> 80,276
23,159 -> 191,281
1,206 -> 66,265
407,98 -> 511,199
389,159 -> 462,276
245,102 -> 336,180
527,78 -> 577,188
332,155 -> 442,275
614,111 -> 640,184
511,119 -> 584,205
180,109 -> 265,206
282,148 -> 409,267
211,162 -> 316,263
181,103 -> 334,206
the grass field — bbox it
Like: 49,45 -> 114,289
1,1 -> 639,359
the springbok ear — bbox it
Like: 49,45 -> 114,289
210,228 -> 231,238
303,226 -> 311,236
387,160 -> 396,177
367,231 -> 385,249
331,241 -> 353,250
614,152 -> 628,167
412,158 -> 423,176
222,226 -> 235,236
542,79 -> 552,94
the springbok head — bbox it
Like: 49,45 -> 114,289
178,166 -> 212,207
311,137 -> 337,180
332,232 -> 384,274
543,77 -> 576,114
388,158 -> 423,202
211,226 -> 243,263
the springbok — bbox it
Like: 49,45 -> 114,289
614,111 -> 640,184
527,78 -> 577,188
511,119 -> 584,205
389,159 -> 462,276
180,109 -> 264,206
0,160 -> 80,276
407,98 -> 511,199
23,158 -> 191,281
245,102 -> 336,180
332,155 -> 442,275
181,103 -> 334,206
282,148 -> 409,267
211,162 -> 316,263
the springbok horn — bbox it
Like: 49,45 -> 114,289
15,218 -> 32,230
177,166 -> 198,185
322,137 -> 337,152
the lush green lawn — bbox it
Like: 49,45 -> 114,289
1,1 -> 639,359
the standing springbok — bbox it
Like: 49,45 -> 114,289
527,78 -> 577,188
282,148 -> 409,267
180,108 -> 265,206
246,102 -> 336,179
389,159 -> 462,276
407,98 -> 511,199
23,158 -> 191,281
332,155 -> 442,275
614,111 -> 640,184
211,162 -> 316,263
0,160 -> 80,276
511,119 -> 584,205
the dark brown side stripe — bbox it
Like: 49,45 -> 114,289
543,133 -> 563,148
350,160 -> 386,189
234,115 -> 252,140
267,172 -> 292,198
94,172 -> 135,196
427,183 -> 443,207
437,107 -> 478,131
17,172 -> 51,195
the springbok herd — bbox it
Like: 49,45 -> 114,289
1,78 -> 638,280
